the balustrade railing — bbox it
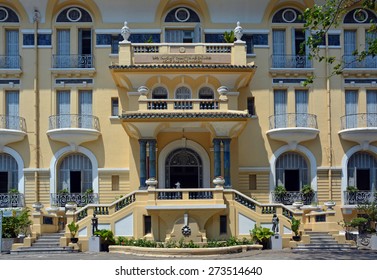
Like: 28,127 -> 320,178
271,55 -> 312,68
271,191 -> 317,205
50,193 -> 99,207
0,55 -> 21,69
340,113 -> 377,130
131,43 -> 232,55
343,55 -> 377,68
48,114 -> 100,131
344,191 -> 377,205
52,54 -> 94,68
156,189 -> 215,200
269,113 -> 318,129
234,192 -> 256,211
146,99 -> 220,111
0,193 -> 24,208
0,115 -> 26,132
133,45 -> 160,53
206,45 -> 232,53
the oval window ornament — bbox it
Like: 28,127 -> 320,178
0,7 -> 9,22
353,9 -> 368,23
67,7 -> 82,22
282,9 -> 297,23
175,8 -> 190,22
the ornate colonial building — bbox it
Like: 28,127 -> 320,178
0,0 -> 375,250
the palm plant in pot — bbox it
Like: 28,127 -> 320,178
274,185 -> 287,203
67,221 -> 79,243
250,225 -> 274,249
94,229 -> 115,252
289,217 -> 301,241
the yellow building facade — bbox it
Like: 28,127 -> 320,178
0,0 -> 375,250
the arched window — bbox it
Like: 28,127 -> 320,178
165,7 -> 200,23
347,152 -> 377,191
56,7 -> 92,22
58,153 -> 92,193
344,8 -> 377,24
272,8 -> 305,23
175,86 -> 191,99
198,87 -> 214,99
0,153 -> 18,193
152,87 -> 168,99
275,152 -> 308,191
0,6 -> 19,22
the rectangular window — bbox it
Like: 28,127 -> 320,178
79,90 -> 93,128
272,30 -> 286,67
144,216 -> 152,235
315,215 -> 326,222
220,215 -> 227,234
295,90 -> 308,127
111,175 -> 119,191
57,90 -> 70,128
367,90 -> 377,127
6,91 -> 19,129
111,98 -> 119,116
96,34 -> 112,45
247,97 -> 255,115
274,89 -> 287,128
23,34 -> 34,46
38,34 -> 51,46
249,174 -> 257,190
243,34 -> 254,54
6,30 -> 19,68
345,90 -> 358,129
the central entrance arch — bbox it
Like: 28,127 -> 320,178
166,148 -> 202,188
158,139 -> 211,188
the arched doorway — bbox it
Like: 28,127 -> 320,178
165,148 -> 202,188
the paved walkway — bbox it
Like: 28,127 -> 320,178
1,248 -> 377,260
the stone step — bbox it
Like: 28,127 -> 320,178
31,243 -> 61,248
10,247 -> 77,255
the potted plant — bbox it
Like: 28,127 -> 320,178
1,209 -> 32,251
16,208 -> 32,241
67,221 -> 79,243
223,30 -> 235,43
249,225 -> 274,249
289,217 -> 301,241
346,186 -> 358,193
94,229 -> 115,252
301,184 -> 314,203
274,185 -> 287,202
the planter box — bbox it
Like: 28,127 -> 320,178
1,238 -> 15,253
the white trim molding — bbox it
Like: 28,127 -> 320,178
158,139 -> 211,188
49,146 -> 99,194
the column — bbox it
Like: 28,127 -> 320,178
148,139 -> 156,179
139,139 -> 147,189
213,138 -> 221,177
223,138 -> 231,188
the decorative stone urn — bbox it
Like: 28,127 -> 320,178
292,201 -> 303,210
138,86 -> 149,96
46,205 -> 60,215
65,202 -> 77,212
145,178 -> 158,187
121,21 -> 131,42
324,201 -> 336,210
217,86 -> 229,96
32,202 -> 44,213
213,176 -> 225,187
234,21 -> 243,42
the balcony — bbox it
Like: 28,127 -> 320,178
51,54 -> 95,76
144,99 -> 219,111
0,115 -> 27,147
266,113 -> 319,148
0,193 -> 25,208
47,114 -> 101,147
343,191 -> 377,205
271,191 -> 317,205
0,55 -> 22,76
270,55 -> 313,76
339,113 -> 377,146
50,192 -> 99,207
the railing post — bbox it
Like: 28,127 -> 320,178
119,41 -> 133,65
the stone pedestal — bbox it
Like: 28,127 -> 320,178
88,236 -> 101,252
270,234 -> 282,250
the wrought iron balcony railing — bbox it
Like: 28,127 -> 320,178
269,113 -> 318,129
0,115 -> 26,132
0,55 -> 21,69
48,114 -> 100,131
146,99 -> 220,111
343,55 -> 377,69
52,54 -> 94,68
340,113 -> 377,130
271,191 -> 317,205
50,193 -> 99,207
343,191 -> 377,205
0,193 -> 25,208
271,55 -> 312,68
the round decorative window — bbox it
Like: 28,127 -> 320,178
175,8 -> 190,22
67,7 -> 82,22
282,9 -> 297,23
353,9 -> 368,23
0,7 -> 9,22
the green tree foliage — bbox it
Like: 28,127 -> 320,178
303,0 -> 377,83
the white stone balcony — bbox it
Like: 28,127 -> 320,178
339,113 -> 377,147
0,115 -> 27,147
47,114 -> 101,147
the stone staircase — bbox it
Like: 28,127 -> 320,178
292,232 -> 357,251
10,232 -> 78,255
